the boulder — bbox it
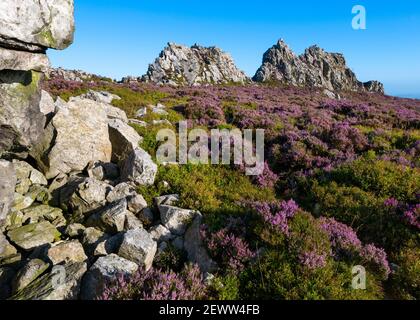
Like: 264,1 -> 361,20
159,205 -> 197,236
7,221 -> 61,251
32,98 -> 112,179
12,258 -> 49,294
118,228 -> 157,271
0,47 -> 49,72
81,254 -> 138,300
46,240 -> 87,265
184,213 -> 218,273
0,232 -> 17,260
155,194 -> 180,206
0,160 -> 16,227
143,42 -> 249,86
124,211 -> 143,231
120,148 -> 157,186
85,199 -> 128,234
106,182 -> 148,214
0,0 -> 75,50
93,232 -> 124,257
21,204 -> 65,227
64,223 -> 86,238
108,118 -> 143,164
0,70 -> 45,157
86,161 -> 119,181
78,90 -> 121,105
11,262 -> 87,300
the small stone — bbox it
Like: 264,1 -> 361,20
64,223 -> 86,238
138,207 -> 154,226
124,211 -> 144,231
159,205 -> 197,236
93,233 -> 124,257
135,107 -> 147,118
149,224 -> 174,243
155,194 -> 180,206
120,148 -> 157,186
81,228 -> 109,256
118,228 -> 157,271
46,240 -> 87,265
85,199 -> 128,234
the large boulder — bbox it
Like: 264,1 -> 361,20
0,0 -> 75,51
46,240 -> 87,265
0,70 -> 45,157
11,262 -> 87,300
108,118 -> 142,164
0,160 -> 16,228
32,98 -> 113,179
253,39 -> 384,94
143,42 -> 249,86
81,254 -> 138,300
7,221 -> 61,251
120,148 -> 157,186
117,228 -> 157,271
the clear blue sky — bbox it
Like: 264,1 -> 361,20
48,0 -> 420,98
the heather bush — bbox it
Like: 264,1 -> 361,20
101,264 -> 208,300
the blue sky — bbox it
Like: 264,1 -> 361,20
48,0 -> 420,97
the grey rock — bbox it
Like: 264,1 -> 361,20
0,232 -> 17,260
12,258 -> 49,294
32,98 -> 112,179
81,227 -> 109,256
253,39 -> 384,94
11,262 -> 87,300
124,211 -> 144,231
93,232 -> 124,257
81,254 -> 138,300
0,160 -> 16,227
106,182 -> 148,215
135,107 -> 147,118
0,47 -> 49,72
143,42 -> 249,86
87,161 -> 120,181
128,119 -> 147,127
184,213 -> 218,273
85,199 -> 128,234
21,204 -> 65,227
0,70 -> 45,157
149,224 -> 174,243
118,228 -> 157,271
155,194 -> 180,206
39,90 -> 56,115
7,221 -> 61,251
108,118 -> 143,164
139,207 -> 154,226
159,205 -> 197,236
78,90 -> 121,105
46,240 -> 87,265
120,148 -> 158,186
0,0 -> 75,50
64,223 -> 86,238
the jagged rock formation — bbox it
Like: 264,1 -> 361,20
45,67 -> 113,83
142,42 -> 249,86
253,39 -> 384,94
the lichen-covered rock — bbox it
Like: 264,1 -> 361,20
0,47 -> 49,72
143,42 -> 249,86
7,221 -> 61,251
108,118 -> 143,164
32,98 -> 112,179
184,213 -> 218,273
159,205 -> 197,236
118,228 -> 157,271
85,199 -> 128,234
81,254 -> 138,300
0,0 -> 75,50
46,240 -> 87,265
253,39 -> 384,94
0,160 -> 16,228
0,232 -> 17,261
11,262 -> 87,300
120,148 -> 157,186
124,211 -> 143,231
21,204 -> 65,226
0,70 -> 45,157
81,227 -> 109,256
12,258 -> 49,294
64,223 -> 86,238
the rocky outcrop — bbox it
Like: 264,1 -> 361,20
253,39 -> 384,94
143,42 -> 249,86
0,0 -> 75,157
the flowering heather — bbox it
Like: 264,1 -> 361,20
252,199 -> 299,235
403,204 -> 420,229
201,226 -> 255,272
361,244 -> 391,279
384,198 -> 399,207
318,217 -> 362,254
101,264 -> 207,300
298,251 -> 327,269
